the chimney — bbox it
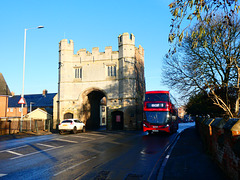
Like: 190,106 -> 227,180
43,89 -> 48,96
11,91 -> 15,96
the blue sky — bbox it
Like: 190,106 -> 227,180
1,0 -> 174,96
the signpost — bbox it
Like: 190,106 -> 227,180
18,97 -> 26,132
18,97 -> 26,104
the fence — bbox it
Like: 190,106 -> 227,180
0,118 -> 51,135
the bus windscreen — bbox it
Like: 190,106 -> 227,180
145,93 -> 169,102
145,111 -> 169,125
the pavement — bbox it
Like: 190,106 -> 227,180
0,130 -> 53,141
162,126 -> 230,180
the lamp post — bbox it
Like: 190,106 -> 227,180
20,26 -> 44,132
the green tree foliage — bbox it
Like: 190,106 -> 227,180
186,91 -> 225,116
163,15 -> 240,117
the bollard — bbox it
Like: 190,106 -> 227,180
8,120 -> 12,135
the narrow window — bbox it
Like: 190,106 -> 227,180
113,66 -> 116,76
74,67 -> 82,79
107,66 -> 116,77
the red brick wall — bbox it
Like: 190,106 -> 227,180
7,107 -> 27,117
0,96 -> 8,117
197,117 -> 240,180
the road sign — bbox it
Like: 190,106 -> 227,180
18,97 -> 26,104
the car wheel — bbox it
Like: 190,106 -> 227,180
82,126 -> 86,133
59,130 -> 63,135
72,126 -> 77,134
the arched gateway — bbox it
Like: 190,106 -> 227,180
82,88 -> 107,130
53,33 -> 145,130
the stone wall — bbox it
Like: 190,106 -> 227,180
196,117 -> 240,180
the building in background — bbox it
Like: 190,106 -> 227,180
54,32 -> 145,130
178,106 -> 186,120
7,90 -> 56,118
0,73 -> 11,118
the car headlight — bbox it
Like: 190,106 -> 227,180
143,123 -> 148,127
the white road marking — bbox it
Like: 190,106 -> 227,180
69,135 -> 95,139
87,133 -> 106,137
82,140 -> 95,143
10,146 -> 64,160
53,138 -> 78,144
0,174 -> 7,177
0,145 -> 28,153
54,156 -> 97,176
37,143 -> 56,148
81,137 -> 105,143
6,150 -> 23,156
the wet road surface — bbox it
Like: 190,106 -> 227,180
0,123 -> 194,180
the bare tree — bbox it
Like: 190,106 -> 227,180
163,15 -> 240,117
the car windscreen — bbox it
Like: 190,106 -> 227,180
145,111 -> 169,125
145,93 -> 169,102
61,120 -> 72,123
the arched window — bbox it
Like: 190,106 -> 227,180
64,113 -> 73,119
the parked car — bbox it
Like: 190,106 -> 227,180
59,119 -> 86,134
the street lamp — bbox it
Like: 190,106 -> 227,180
20,26 -> 44,132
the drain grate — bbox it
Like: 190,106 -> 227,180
125,173 -> 143,180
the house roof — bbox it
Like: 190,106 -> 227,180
27,107 -> 53,116
8,93 -> 57,108
0,73 -> 11,95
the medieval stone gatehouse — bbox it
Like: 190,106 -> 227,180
53,33 -> 145,130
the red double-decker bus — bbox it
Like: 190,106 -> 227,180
143,91 -> 178,134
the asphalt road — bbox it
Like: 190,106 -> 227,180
0,123 -> 194,180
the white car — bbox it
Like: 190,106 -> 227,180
59,119 -> 86,134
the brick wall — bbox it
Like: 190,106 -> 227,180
196,117 -> 240,180
0,96 -> 8,117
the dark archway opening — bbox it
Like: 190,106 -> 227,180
111,111 -> 124,130
64,113 -> 73,119
86,90 -> 106,130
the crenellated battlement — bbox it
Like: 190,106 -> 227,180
118,32 -> 135,46
136,45 -> 144,56
59,39 -> 74,51
74,46 -> 119,61
59,33 -> 142,63
135,45 -> 144,65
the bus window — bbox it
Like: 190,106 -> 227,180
145,93 -> 169,102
